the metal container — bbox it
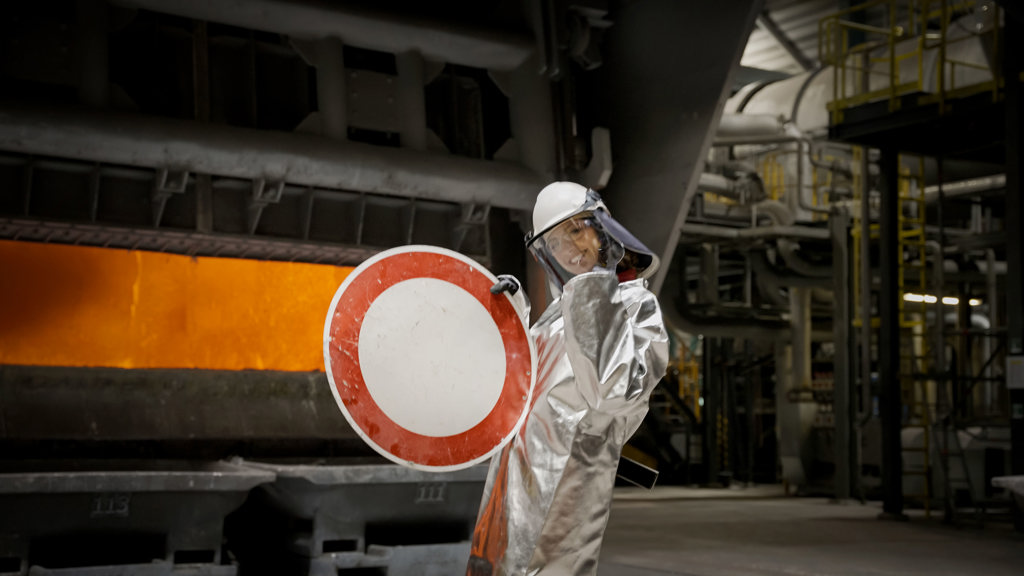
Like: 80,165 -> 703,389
231,458 -> 488,576
0,459 -> 275,576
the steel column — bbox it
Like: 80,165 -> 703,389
1004,3 -> 1024,531
860,150 -> 873,428
878,148 -> 905,518
596,0 -> 763,294
832,208 -> 854,500
313,38 -> 348,141
396,51 -> 427,151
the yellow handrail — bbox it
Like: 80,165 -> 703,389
819,0 -> 1002,123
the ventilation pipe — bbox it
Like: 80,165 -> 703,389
924,174 -> 1006,202
0,104 -> 542,211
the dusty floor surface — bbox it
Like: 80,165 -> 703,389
599,485 -> 1024,576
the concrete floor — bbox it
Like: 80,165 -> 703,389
599,485 -> 1024,576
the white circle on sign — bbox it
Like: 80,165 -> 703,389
358,277 -> 506,437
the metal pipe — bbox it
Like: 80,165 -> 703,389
808,155 -> 853,180
798,139 -> 834,214
791,286 -> 812,392
0,104 -> 542,211
682,223 -> 830,241
662,299 -> 792,341
713,134 -> 799,147
752,254 -> 789,308
699,173 -> 737,196
754,200 -> 833,277
716,113 -> 789,140
924,174 -> 1006,202
694,197 -> 753,222
781,286 -> 813,489
112,0 -> 534,71
699,171 -> 766,203
749,251 -> 832,288
661,252 -> 792,341
712,127 -> 832,215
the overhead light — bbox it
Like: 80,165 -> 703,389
903,293 -> 982,306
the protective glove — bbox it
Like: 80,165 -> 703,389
490,274 -> 520,296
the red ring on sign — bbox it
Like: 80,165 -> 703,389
326,249 -> 532,468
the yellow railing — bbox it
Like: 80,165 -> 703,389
819,0 -> 1001,123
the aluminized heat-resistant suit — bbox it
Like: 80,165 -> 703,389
468,270 -> 669,576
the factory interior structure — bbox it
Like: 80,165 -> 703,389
1,0 -> 1023,574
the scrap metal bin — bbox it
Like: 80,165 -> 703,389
228,459 -> 489,576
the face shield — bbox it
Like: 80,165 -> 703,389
527,212 -> 625,291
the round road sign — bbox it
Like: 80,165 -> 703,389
323,245 -> 536,471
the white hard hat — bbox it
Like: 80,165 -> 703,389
529,181 -> 607,241
526,182 -> 660,290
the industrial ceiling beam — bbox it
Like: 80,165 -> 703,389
755,10 -> 815,72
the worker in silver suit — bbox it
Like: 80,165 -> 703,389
468,181 -> 669,576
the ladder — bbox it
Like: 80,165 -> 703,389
897,154 -> 935,515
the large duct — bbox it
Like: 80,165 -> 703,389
0,104 -> 543,211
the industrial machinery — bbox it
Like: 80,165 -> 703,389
1,1 -> 1021,573
677,0 -> 1017,518
0,0 -> 764,573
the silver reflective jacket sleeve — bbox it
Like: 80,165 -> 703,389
561,271 -> 666,431
467,272 -> 669,576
